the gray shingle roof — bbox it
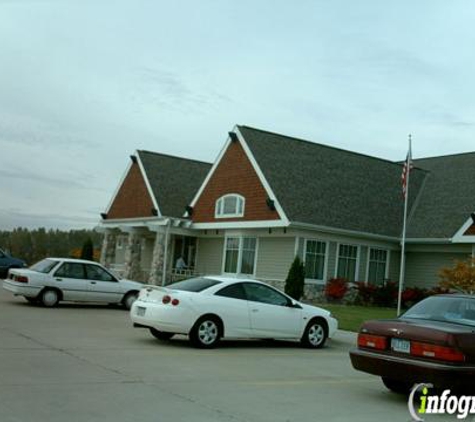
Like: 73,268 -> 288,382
239,126 -> 430,238
407,153 -> 475,239
137,151 -> 211,218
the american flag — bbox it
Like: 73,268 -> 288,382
401,139 -> 413,199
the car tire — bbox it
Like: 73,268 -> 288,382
40,289 -> 60,307
24,297 -> 39,305
301,318 -> 328,349
122,292 -> 138,310
150,328 -> 175,341
381,377 -> 412,394
189,315 -> 222,349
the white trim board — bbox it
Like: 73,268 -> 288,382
104,159 -> 133,215
452,214 -> 475,244
136,150 -> 161,216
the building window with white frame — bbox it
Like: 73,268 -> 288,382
215,194 -> 245,218
337,244 -> 359,281
223,237 -> 257,275
368,248 -> 388,285
304,240 -> 327,281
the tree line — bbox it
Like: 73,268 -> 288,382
0,228 -> 104,265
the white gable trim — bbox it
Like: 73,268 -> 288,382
186,136 -> 233,213
452,214 -> 475,244
235,126 -> 289,224
136,151 -> 162,216
104,159 -> 133,214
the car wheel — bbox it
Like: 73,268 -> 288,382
381,377 -> 412,394
301,318 -> 327,348
150,328 -> 175,341
123,292 -> 138,310
40,289 -> 60,307
189,315 -> 222,349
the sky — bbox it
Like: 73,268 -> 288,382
1,0 -> 475,230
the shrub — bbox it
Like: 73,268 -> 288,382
324,278 -> 348,301
401,287 -> 428,308
355,282 -> 377,305
372,281 -> 398,307
285,256 -> 305,300
80,238 -> 94,261
439,258 -> 475,293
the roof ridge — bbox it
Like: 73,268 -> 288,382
238,125 -> 415,170
413,150 -> 475,161
137,149 -> 212,166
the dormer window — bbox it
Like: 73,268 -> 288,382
215,194 -> 245,218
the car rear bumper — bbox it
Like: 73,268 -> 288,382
3,280 -> 41,297
130,300 -> 195,334
350,347 -> 475,389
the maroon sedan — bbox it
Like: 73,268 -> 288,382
350,294 -> 475,393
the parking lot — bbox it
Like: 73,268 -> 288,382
0,288 -> 431,422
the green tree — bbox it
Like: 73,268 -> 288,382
80,238 -> 94,261
285,256 -> 305,300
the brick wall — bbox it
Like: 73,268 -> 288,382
464,224 -> 475,235
192,141 -> 280,222
107,162 -> 155,219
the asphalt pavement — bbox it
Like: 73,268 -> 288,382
0,287 -> 458,422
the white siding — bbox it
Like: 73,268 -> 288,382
388,251 -> 401,282
405,251 -> 470,288
256,237 -> 296,282
195,238 -> 224,275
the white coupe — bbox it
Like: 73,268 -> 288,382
131,276 -> 338,348
3,258 -> 143,309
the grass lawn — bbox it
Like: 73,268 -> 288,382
314,303 -> 398,332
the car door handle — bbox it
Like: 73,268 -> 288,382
55,278 -> 62,281
90,281 -> 97,284
251,309 -> 259,313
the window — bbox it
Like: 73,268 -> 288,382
215,194 -> 245,218
215,283 -> 247,300
85,265 -> 117,282
336,244 -> 359,281
30,259 -> 59,274
54,263 -> 86,279
367,248 -> 388,285
168,277 -> 222,292
223,237 -> 257,275
242,283 -> 289,307
304,240 -> 327,281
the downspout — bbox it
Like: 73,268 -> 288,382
162,219 -> 171,286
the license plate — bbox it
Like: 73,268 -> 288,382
136,306 -> 146,317
391,338 -> 410,354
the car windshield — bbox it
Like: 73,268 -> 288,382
402,296 -> 475,327
30,259 -> 59,274
168,277 -> 221,292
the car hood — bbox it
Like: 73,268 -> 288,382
299,302 -> 331,317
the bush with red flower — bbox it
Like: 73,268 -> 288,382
324,277 -> 349,301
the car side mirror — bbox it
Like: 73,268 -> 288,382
288,301 -> 302,309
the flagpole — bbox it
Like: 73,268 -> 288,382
397,135 -> 412,316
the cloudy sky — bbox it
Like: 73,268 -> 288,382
1,0 -> 474,230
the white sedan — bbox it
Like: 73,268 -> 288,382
131,276 -> 338,348
3,258 -> 143,309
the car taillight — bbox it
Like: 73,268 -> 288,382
358,333 -> 387,350
411,341 -> 465,363
162,295 -> 171,304
15,275 -> 29,283
171,298 -> 179,306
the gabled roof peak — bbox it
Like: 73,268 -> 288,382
137,149 -> 211,166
